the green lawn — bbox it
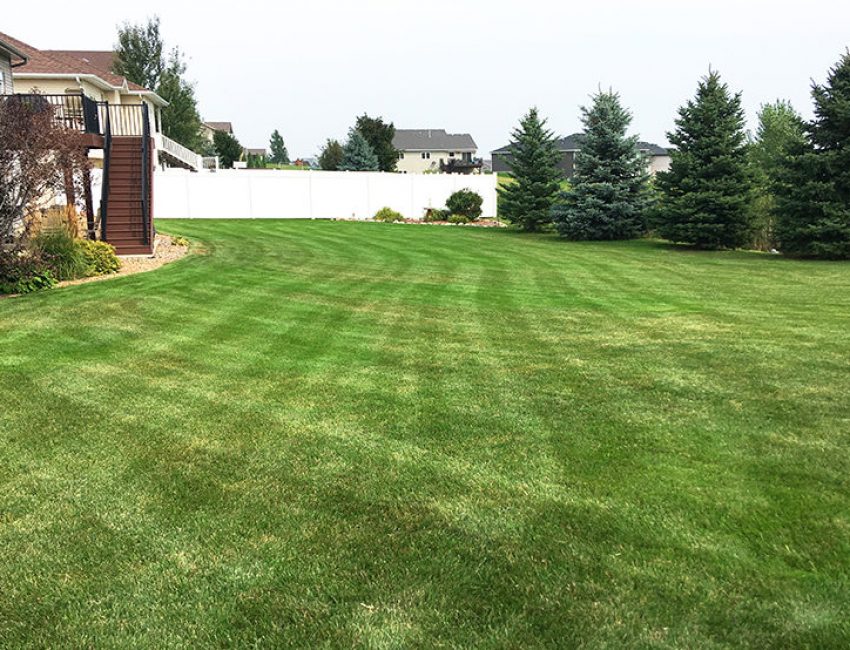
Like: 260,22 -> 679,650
1,220 -> 849,648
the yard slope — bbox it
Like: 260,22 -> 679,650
1,220 -> 848,647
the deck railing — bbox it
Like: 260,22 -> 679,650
0,93 -> 101,134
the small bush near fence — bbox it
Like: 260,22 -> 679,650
424,208 -> 450,223
446,189 -> 483,221
374,207 -> 404,223
448,214 -> 471,225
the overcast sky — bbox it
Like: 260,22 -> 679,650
6,1 -> 849,157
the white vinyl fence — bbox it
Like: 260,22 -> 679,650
152,169 -> 498,220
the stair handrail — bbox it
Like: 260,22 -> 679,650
99,105 -> 112,241
158,132 -> 202,171
141,103 -> 151,247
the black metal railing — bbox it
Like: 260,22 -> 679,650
99,107 -> 112,241
141,103 -> 151,246
440,157 -> 484,174
0,93 -> 101,134
3,93 -> 153,138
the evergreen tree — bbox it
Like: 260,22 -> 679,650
113,17 -> 204,151
775,52 -> 850,259
269,130 -> 289,164
552,91 -> 650,239
158,58 -> 204,152
213,130 -> 243,169
340,129 -> 379,171
319,139 -> 344,171
113,16 -> 165,91
655,71 -> 753,249
748,101 -> 806,250
498,108 -> 562,231
355,114 -> 397,172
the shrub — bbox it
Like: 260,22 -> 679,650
448,214 -> 470,225
374,207 -> 404,223
0,251 -> 56,294
424,208 -> 450,222
171,236 -> 189,247
446,189 -> 483,221
32,229 -> 90,280
78,240 -> 121,275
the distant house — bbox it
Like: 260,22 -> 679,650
492,133 -> 671,177
202,121 -> 234,142
393,129 -> 481,174
0,36 -> 27,94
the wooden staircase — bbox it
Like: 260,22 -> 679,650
102,136 -> 154,255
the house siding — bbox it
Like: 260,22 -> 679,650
397,149 -> 475,174
0,53 -> 12,93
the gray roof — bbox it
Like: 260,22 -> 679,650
492,133 -> 669,156
393,129 -> 477,152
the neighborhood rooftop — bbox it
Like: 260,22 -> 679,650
492,133 -> 669,156
204,121 -> 234,133
393,129 -> 477,151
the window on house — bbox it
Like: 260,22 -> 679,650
420,152 -> 430,159
449,152 -> 456,157
398,151 -> 404,160
0,71 -> 5,94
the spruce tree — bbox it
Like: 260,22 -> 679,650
655,71 -> 753,249
552,91 -> 650,239
498,108 -> 562,231
340,129 -> 379,171
775,52 -> 850,259
269,130 -> 289,164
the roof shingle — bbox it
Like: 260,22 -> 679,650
492,133 -> 669,156
393,129 -> 477,152
0,32 -> 149,92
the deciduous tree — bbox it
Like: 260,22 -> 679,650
319,139 -> 344,171
355,114 -> 397,172
0,97 -> 89,248
213,130 -> 243,169
748,100 -> 805,250
113,17 -> 204,151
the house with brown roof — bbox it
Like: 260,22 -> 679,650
0,31 -> 191,254
2,31 -> 205,173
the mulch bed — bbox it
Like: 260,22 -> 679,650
58,234 -> 190,288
